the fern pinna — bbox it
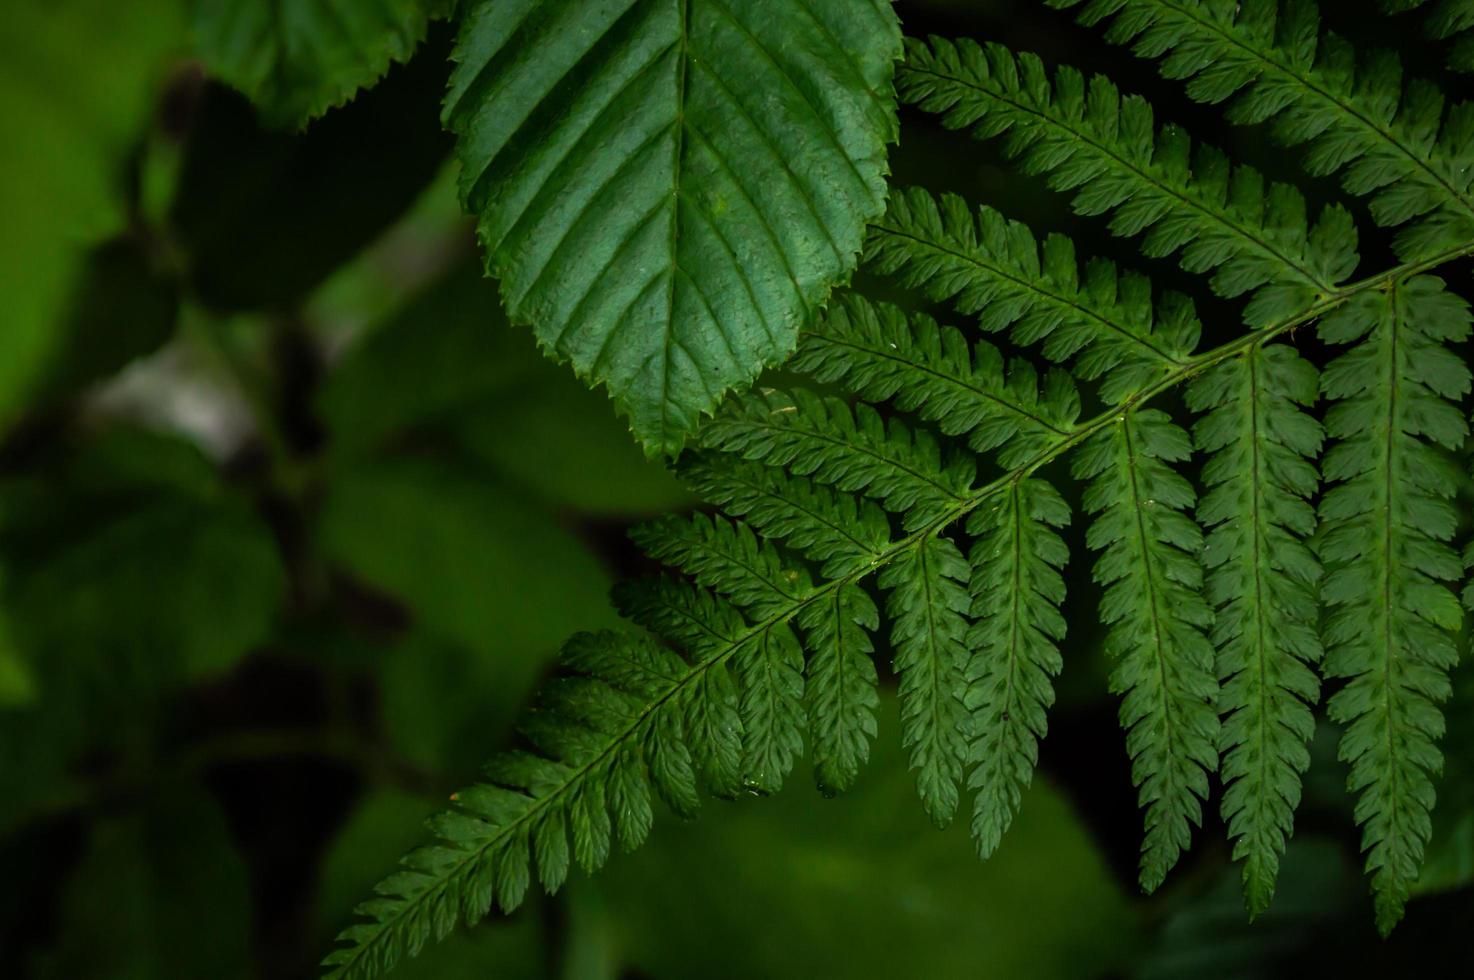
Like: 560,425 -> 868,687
327,4 -> 1474,975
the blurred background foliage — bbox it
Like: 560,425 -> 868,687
0,1 -> 1471,977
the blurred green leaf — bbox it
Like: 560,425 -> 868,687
0,429 -> 284,827
454,367 -> 698,516
1415,655 -> 1474,896
320,263 -> 695,515
170,39 -> 451,311
377,632 -> 543,776
0,0 -> 182,427
28,788 -> 251,980
1133,839 -> 1357,980
597,698 -> 1138,980
319,789 -> 545,980
32,236 -> 180,405
0,597 -> 34,708
319,456 -> 616,657
10,496 -> 283,686
317,265 -> 535,460
191,0 -> 447,128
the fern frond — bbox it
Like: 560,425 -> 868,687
323,628 -> 726,979
792,294 -> 1081,468
1074,408 -> 1219,891
799,583 -> 882,795
701,389 -> 976,529
1318,274 -> 1471,934
868,188 -> 1200,397
632,513 -> 810,619
680,458 -> 893,578
1051,0 -> 1474,258
730,609 -> 807,795
879,534 -> 973,825
965,478 -> 1071,857
898,37 -> 1360,325
610,579 -> 806,800
1185,343 -> 1324,916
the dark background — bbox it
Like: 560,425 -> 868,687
2,1 -> 1471,977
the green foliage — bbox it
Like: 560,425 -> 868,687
963,479 -> 1070,858
895,34 -> 1360,326
190,0 -> 448,127
1048,0 -> 1474,258
0,0 -> 182,429
28,791 -> 252,980
1317,275 -> 1471,933
10,3 -> 1474,978
596,697 -> 1137,980
328,9 -> 1474,966
1076,409 -> 1219,892
445,0 -> 903,455
1185,343 -> 1325,916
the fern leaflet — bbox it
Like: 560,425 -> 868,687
1318,274 -> 1471,933
1075,409 -> 1220,890
897,35 -> 1360,325
1050,0 -> 1474,258
965,478 -> 1071,857
1186,343 -> 1325,915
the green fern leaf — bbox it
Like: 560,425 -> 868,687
879,535 -> 973,825
965,478 -> 1071,858
632,513 -> 810,619
1050,0 -> 1474,258
328,26 -> 1474,964
191,0 -> 446,127
1318,274 -> 1471,934
898,36 -> 1359,326
701,389 -> 976,530
444,0 -> 902,455
1075,408 -> 1219,891
1430,1 -> 1474,72
680,459 -> 893,578
867,187 -> 1200,397
1185,343 -> 1324,916
800,584 -> 882,795
730,617 -> 807,795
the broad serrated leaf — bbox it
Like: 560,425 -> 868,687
191,0 -> 448,127
444,0 -> 902,455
